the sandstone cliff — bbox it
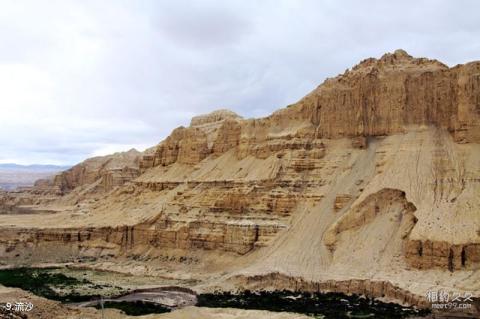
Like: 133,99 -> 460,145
53,148 -> 141,193
1,50 -> 479,312
140,50 -> 479,172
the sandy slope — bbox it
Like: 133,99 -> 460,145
151,307 -> 310,319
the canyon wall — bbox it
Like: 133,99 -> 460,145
53,149 -> 141,193
1,50 -> 479,309
301,50 -> 480,142
0,219 -> 284,264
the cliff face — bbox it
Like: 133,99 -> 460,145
140,110 -> 244,170
303,50 -> 479,141
1,50 -> 479,309
140,50 -> 480,172
53,148 -> 141,193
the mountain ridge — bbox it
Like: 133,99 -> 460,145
1,50 -> 479,316
0,163 -> 71,171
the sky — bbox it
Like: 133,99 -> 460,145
0,0 -> 479,165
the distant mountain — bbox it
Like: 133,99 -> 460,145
0,163 -> 71,172
0,163 -> 70,190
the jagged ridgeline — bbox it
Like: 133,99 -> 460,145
0,50 -> 479,317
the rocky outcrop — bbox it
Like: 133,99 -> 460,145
149,127 -> 209,166
333,194 -> 352,211
33,178 -> 53,189
190,109 -> 242,126
237,138 -> 326,161
0,218 -> 285,262
405,240 -> 480,271
324,189 -> 417,250
53,149 -> 141,193
0,190 -> 59,213
141,110 -> 244,170
302,50 -> 480,141
351,136 -> 368,149
212,119 -> 242,155
100,167 -> 140,192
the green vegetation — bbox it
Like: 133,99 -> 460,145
95,301 -> 170,316
197,290 -> 431,319
0,268 -> 125,302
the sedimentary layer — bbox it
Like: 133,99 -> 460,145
1,50 -> 479,312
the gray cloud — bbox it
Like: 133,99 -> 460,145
0,0 -> 479,165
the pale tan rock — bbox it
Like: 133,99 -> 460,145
190,109 -> 242,126
54,148 -> 141,192
155,306 -> 310,319
351,136 -> 368,149
212,119 -> 242,155
333,194 -> 352,211
1,51 -> 480,312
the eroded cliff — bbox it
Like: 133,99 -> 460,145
1,50 -> 479,312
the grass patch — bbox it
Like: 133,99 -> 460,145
197,290 -> 431,319
95,301 -> 170,316
0,268 -> 124,302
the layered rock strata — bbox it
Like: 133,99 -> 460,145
54,149 -> 141,193
1,50 -> 479,311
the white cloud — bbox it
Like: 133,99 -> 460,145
0,64 -> 55,116
0,0 -> 479,165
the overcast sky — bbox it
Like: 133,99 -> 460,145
0,0 -> 479,165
